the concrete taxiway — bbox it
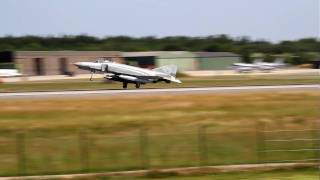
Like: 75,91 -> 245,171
0,84 -> 319,99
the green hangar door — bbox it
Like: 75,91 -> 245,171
126,56 -> 156,68
196,52 -> 241,70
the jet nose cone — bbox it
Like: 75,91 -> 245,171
73,62 -> 93,70
73,62 -> 89,68
73,62 -> 82,67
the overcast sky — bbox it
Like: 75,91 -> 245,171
0,0 -> 319,42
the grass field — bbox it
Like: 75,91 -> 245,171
0,91 -> 319,176
94,168 -> 318,180
1,74 -> 320,92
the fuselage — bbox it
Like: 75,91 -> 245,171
74,60 -> 181,88
75,61 -> 167,77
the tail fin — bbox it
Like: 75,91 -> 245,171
253,59 -> 263,64
153,65 -> 178,77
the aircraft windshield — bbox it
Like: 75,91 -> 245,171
94,58 -> 113,63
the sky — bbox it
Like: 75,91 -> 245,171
0,0 -> 319,42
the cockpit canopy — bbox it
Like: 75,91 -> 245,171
94,57 -> 113,63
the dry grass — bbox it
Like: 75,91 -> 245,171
0,91 -> 319,133
0,91 -> 319,176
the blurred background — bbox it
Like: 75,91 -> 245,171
0,0 -> 319,179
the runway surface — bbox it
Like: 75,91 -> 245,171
0,84 -> 319,99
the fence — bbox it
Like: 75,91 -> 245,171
257,122 -> 320,164
0,123 -> 319,176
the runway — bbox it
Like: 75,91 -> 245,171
0,84 -> 319,99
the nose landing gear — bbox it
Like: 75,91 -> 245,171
135,83 -> 141,88
90,70 -> 95,81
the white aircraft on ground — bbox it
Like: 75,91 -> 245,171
74,59 -> 181,89
0,69 -> 22,77
254,59 -> 286,69
232,59 -> 285,73
232,62 -> 257,73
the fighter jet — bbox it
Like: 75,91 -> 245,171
74,59 -> 181,88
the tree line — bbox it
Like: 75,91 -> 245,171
0,35 -> 319,64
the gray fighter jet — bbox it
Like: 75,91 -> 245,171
74,59 -> 181,88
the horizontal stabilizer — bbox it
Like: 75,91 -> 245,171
170,77 -> 182,83
162,76 -> 182,83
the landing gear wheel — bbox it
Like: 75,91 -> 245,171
135,83 -> 141,88
123,82 -> 128,89
90,71 -> 95,81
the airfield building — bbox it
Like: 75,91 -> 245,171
156,51 -> 198,71
14,51 -> 123,76
0,51 -> 15,69
123,51 -> 197,71
195,52 -> 241,70
123,51 -> 240,71
122,51 -> 160,69
0,51 -> 242,76
311,58 -> 320,69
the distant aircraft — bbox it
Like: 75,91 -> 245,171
74,59 -> 181,88
0,69 -> 22,77
232,62 -> 257,73
254,59 -> 286,70
232,59 -> 286,73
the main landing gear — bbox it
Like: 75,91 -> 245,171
122,82 -> 141,89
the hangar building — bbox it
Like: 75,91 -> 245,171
14,51 -> 123,76
1,51 -> 242,76
123,51 -> 240,71
0,51 -> 15,69
311,58 -> 320,69
123,51 -> 198,71
195,52 -> 241,70
122,51 -> 160,69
